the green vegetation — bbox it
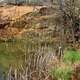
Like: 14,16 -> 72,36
63,48 -> 80,63
50,48 -> 80,80
0,0 -> 80,79
50,65 -> 72,80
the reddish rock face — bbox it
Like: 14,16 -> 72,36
0,20 -> 10,29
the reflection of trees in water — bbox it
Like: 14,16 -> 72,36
0,66 -> 6,80
7,44 -> 55,80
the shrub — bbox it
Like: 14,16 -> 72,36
63,48 -> 80,64
50,65 -> 72,80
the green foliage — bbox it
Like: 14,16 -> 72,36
30,12 -> 41,17
50,65 -> 72,80
63,48 -> 80,63
50,48 -> 80,80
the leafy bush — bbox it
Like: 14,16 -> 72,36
50,65 -> 72,80
50,48 -> 80,80
63,48 -> 80,63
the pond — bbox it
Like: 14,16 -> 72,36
0,29 -> 56,79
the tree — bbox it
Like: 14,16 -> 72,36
57,0 -> 80,43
